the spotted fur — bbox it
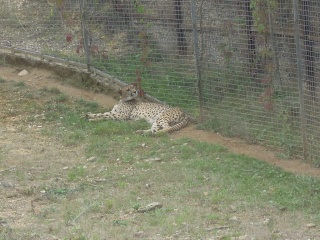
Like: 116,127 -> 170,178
86,84 -> 188,134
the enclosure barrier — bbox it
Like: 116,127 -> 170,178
1,0 -> 320,165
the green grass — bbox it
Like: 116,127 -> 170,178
33,83 -> 320,204
91,53 -> 309,163
14,80 -> 27,87
195,66 -> 304,160
29,50 -> 310,164
41,86 -> 62,94
198,92 -> 303,159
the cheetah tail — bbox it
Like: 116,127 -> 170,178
159,117 -> 188,134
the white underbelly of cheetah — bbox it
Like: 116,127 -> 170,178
86,84 -> 188,134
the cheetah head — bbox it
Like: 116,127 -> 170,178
118,84 -> 140,102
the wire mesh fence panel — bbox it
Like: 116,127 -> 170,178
297,0 -> 320,163
193,0 -> 302,160
0,0 -> 84,63
84,0 -> 200,113
194,0 -> 319,164
1,0 -> 320,164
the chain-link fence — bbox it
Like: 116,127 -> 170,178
1,0 -> 320,164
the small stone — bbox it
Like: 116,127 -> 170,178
262,218 -> 271,224
124,208 -> 135,214
94,178 -> 107,183
0,182 -> 14,188
137,202 -> 162,213
213,225 -> 229,230
230,205 -> 237,212
230,216 -> 238,222
306,223 -> 316,228
134,231 -> 146,238
86,157 -> 96,162
279,206 -> 287,211
231,235 -> 247,240
62,167 -> 69,170
144,157 -> 161,163
18,69 -> 28,76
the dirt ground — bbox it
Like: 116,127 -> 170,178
1,65 -> 319,178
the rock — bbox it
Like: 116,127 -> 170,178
231,235 -> 247,240
279,206 -> 287,211
0,181 -> 15,188
144,157 -> 162,163
136,202 -> 162,213
134,231 -> 146,238
86,156 -> 96,162
18,69 -> 28,76
229,216 -> 239,222
262,218 -> 271,225
0,217 -> 7,225
306,223 -> 316,228
229,205 -> 237,212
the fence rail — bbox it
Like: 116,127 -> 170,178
1,0 -> 320,164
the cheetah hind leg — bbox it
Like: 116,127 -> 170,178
156,118 -> 188,134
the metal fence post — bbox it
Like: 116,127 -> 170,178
190,0 -> 204,120
293,0 -> 308,160
80,0 -> 91,72
244,0 -> 257,79
173,0 -> 188,55
301,0 -> 315,101
267,2 -> 282,89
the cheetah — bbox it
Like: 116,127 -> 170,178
86,84 -> 188,134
